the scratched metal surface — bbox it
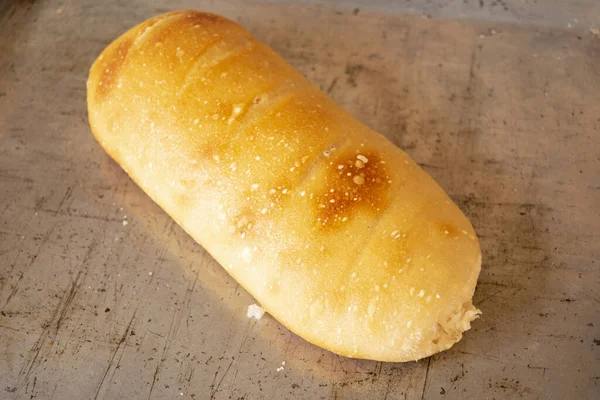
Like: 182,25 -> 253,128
1,0 -> 599,399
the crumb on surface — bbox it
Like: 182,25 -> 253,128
276,360 -> 285,372
247,303 -> 266,320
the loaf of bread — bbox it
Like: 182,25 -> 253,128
87,10 -> 481,362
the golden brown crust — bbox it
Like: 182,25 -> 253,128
87,10 -> 481,362
93,38 -> 132,101
314,149 -> 392,231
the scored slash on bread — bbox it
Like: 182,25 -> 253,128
87,10 -> 481,362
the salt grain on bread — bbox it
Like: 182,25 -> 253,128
87,10 -> 481,362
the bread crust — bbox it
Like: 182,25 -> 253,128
87,10 -> 481,362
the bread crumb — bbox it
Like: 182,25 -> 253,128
247,304 -> 266,320
276,360 -> 286,372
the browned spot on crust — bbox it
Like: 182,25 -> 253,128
439,223 -> 458,238
95,38 -> 132,100
315,149 -> 391,229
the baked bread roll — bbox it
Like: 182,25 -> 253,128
87,10 -> 481,362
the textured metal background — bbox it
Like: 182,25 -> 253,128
1,0 -> 599,399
